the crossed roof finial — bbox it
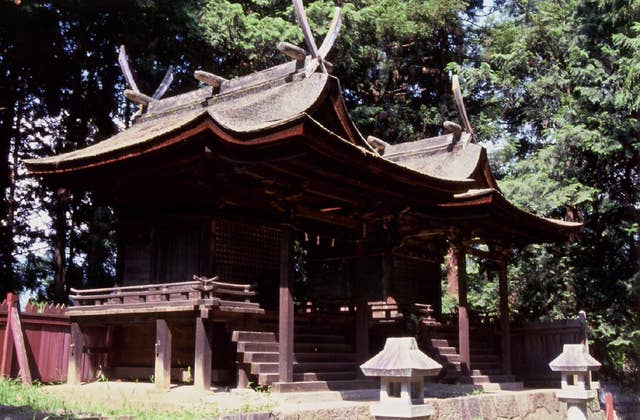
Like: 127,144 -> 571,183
118,45 -> 174,106
280,1 -> 342,77
451,75 -> 474,146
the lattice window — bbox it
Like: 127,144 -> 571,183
214,219 -> 280,284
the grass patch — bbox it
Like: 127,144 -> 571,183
0,379 -> 274,419
0,379 -> 67,415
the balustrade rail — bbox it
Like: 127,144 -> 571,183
70,276 -> 255,307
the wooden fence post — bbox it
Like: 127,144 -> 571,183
578,310 -> 592,389
0,293 -> 15,378
605,392 -> 614,420
68,322 -> 84,385
9,305 -> 31,384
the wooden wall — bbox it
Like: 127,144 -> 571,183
392,256 -> 441,312
119,214 -> 206,286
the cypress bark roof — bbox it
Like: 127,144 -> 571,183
24,58 -> 582,243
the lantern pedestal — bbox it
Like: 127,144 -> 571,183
361,337 -> 442,419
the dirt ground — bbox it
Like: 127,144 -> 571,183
0,382 -> 277,419
45,382 -> 273,412
0,381 -> 533,419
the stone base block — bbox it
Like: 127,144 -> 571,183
370,402 -> 434,418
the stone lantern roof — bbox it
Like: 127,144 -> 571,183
360,337 -> 442,378
549,344 -> 601,373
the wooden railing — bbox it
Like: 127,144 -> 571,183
368,301 -> 439,326
70,275 -> 255,306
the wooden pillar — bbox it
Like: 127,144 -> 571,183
455,244 -> 470,376
498,260 -> 511,375
0,293 -> 15,378
446,247 -> 459,296
154,319 -> 172,389
194,316 -> 212,390
355,240 -> 369,364
278,225 -> 294,383
68,322 -> 84,385
382,253 -> 392,300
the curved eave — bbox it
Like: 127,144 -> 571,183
477,151 -> 499,191
299,116 -> 475,194
439,189 -> 582,243
25,111 -> 476,199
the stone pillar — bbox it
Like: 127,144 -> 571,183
278,225 -> 294,383
498,257 -> 511,375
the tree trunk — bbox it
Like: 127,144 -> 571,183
53,187 -> 68,303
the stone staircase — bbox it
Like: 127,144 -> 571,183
428,328 -> 523,391
232,329 -> 376,392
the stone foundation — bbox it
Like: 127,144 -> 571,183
429,390 -> 603,420
271,389 -> 604,420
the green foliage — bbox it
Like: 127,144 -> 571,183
460,0 -> 639,387
440,277 -> 459,316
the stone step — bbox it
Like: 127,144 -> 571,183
237,341 -> 279,353
430,339 -> 451,347
470,374 -> 517,384
244,352 -> 279,363
271,379 -> 378,393
250,362 -> 357,374
435,346 -> 457,355
259,371 -> 358,385
244,352 -> 357,364
231,331 -> 276,343
440,354 -> 460,363
480,381 -> 524,392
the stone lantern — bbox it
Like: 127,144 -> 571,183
549,343 -> 601,420
361,337 -> 442,419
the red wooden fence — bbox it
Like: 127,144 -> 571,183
0,291 -> 590,386
0,295 -> 70,382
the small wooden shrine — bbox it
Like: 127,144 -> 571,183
25,4 -> 580,392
